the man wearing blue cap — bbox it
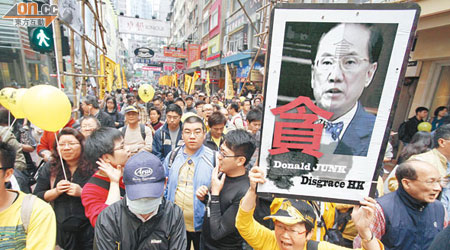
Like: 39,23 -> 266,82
94,151 -> 187,250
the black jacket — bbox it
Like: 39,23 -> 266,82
34,162 -> 92,225
94,197 -> 186,250
203,131 -> 224,151
105,109 -> 125,128
403,116 -> 422,143
95,110 -> 115,128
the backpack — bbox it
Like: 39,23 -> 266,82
398,121 -> 407,142
21,193 -> 37,233
323,208 -> 354,248
121,124 -> 146,140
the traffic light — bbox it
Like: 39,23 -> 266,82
28,26 -> 54,53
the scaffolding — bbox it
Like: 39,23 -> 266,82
236,0 -> 290,96
52,0 -> 108,114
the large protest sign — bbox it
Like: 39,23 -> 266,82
257,3 -> 420,204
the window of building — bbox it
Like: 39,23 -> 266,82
210,10 -> 219,29
233,0 -> 247,11
228,32 -> 244,53
202,19 -> 209,36
209,44 -> 217,54
430,65 -> 450,116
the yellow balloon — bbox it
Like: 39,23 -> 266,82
22,85 -> 72,132
0,88 -> 15,110
417,122 -> 432,132
138,84 -> 155,103
8,88 -> 27,119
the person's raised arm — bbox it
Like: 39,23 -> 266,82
240,166 -> 266,212
352,197 -> 382,250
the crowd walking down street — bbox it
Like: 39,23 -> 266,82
1,0 -> 450,249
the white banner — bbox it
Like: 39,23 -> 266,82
118,16 -> 170,37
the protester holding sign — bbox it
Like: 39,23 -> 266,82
236,166 -> 383,250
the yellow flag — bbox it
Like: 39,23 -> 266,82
115,63 -> 122,89
175,73 -> 178,87
98,70 -> 106,100
122,67 -> 128,88
206,71 -> 211,97
190,72 -> 199,94
225,64 -> 234,100
184,75 -> 192,93
100,55 -> 116,92
172,73 -> 178,87
166,76 -> 171,86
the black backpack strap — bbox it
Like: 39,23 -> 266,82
140,124 -> 146,140
121,125 -> 127,136
161,129 -> 165,156
89,175 -> 126,197
306,240 -> 319,250
168,146 -> 182,170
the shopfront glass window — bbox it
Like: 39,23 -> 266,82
430,65 -> 450,114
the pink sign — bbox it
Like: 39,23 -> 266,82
142,66 -> 161,71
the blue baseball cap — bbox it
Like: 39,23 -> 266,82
123,151 -> 166,200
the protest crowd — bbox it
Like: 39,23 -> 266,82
0,83 -> 449,250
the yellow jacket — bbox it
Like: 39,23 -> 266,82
235,205 -> 384,250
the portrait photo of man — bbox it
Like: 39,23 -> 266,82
311,23 -> 382,156
275,21 -> 396,158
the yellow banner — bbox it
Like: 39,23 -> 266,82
100,54 -> 116,92
122,67 -> 128,88
190,72 -> 199,94
225,64 -> 234,100
98,70 -> 106,100
115,63 -> 122,89
184,75 -> 192,93
206,71 -> 211,97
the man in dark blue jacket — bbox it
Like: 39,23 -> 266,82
152,104 -> 184,162
354,160 -> 445,250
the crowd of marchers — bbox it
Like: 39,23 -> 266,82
0,83 -> 449,250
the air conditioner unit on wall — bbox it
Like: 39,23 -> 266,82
405,60 -> 422,77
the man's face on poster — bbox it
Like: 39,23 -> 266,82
311,24 -> 378,120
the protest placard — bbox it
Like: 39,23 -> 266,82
257,3 -> 420,204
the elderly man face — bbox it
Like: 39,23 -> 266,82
202,104 -> 214,120
311,24 -> 378,120
402,161 -> 442,203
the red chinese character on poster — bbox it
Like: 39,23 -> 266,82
269,96 -> 333,158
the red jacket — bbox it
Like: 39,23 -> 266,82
81,172 -> 125,227
37,118 -> 76,155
